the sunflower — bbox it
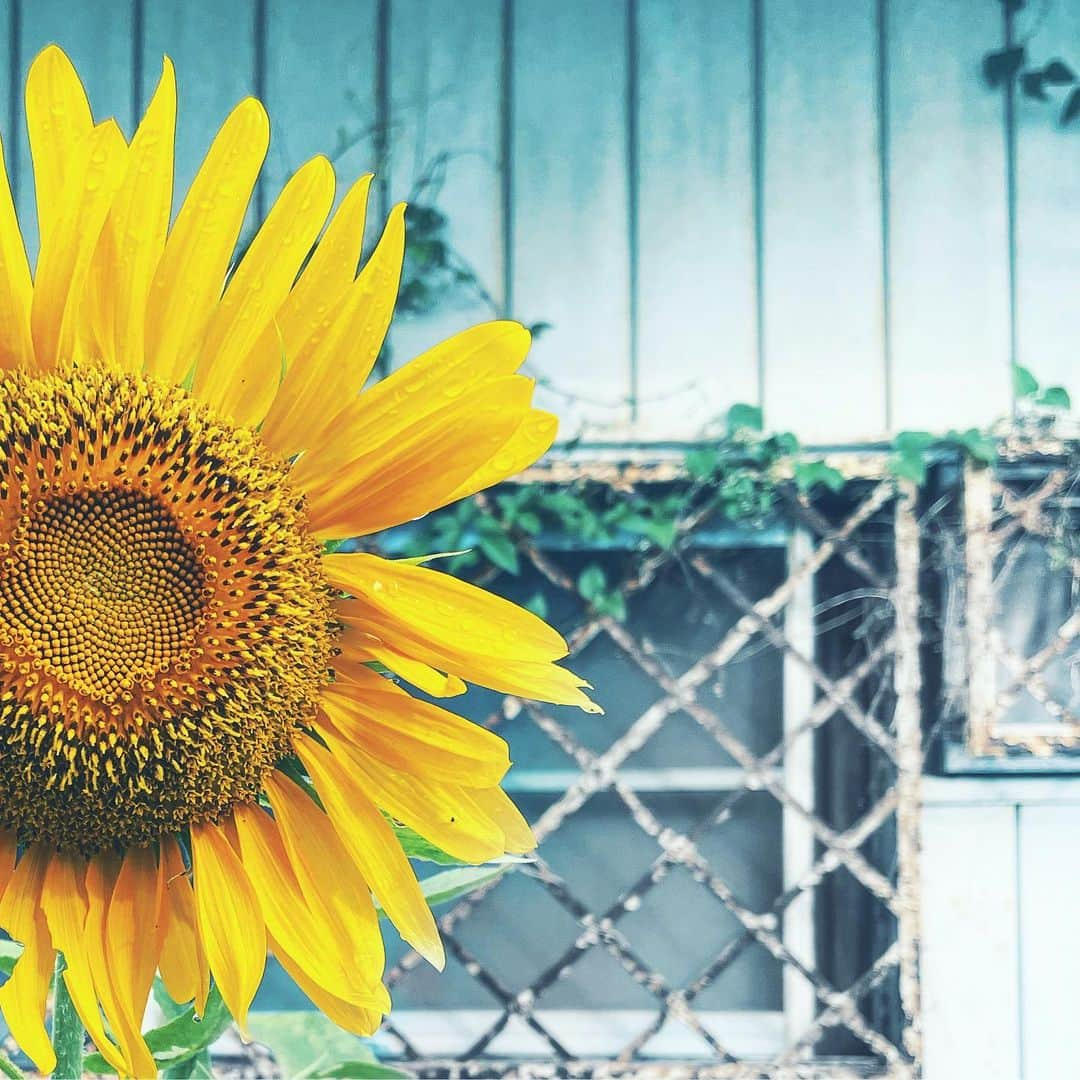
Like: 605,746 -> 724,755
0,46 -> 599,1077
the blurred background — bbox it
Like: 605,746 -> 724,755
3,2 -> 1078,1078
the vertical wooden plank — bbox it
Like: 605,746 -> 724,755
1018,803 -> 1080,1079
1012,2 -> 1080,397
635,0 -> 758,438
761,0 -> 886,441
263,0 -> 378,200
888,0 -> 1012,431
921,803 -> 1020,1080
781,528 -> 816,1044
511,0 -> 631,438
386,0 -> 504,370
142,0 -> 257,218
16,0 -> 135,260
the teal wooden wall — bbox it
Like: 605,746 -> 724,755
1,0 -> 1076,443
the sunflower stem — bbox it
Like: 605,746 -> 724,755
50,954 -> 83,1080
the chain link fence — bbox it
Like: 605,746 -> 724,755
365,456 -> 924,1079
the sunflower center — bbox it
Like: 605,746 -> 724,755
0,367 -> 334,853
2,488 -> 206,700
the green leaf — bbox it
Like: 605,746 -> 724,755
389,821 -> 467,866
793,460 -> 845,494
523,591 -> 549,619
412,863 -> 515,910
245,1013 -> 385,1080
515,511 -> 543,535
1013,363 -> 1039,399
312,1062 -> 409,1079
577,563 -> 607,604
953,428 -> 997,465
477,532 -> 520,575
1036,385 -> 1071,410
726,402 -> 764,434
684,447 -> 719,479
595,591 -> 628,622
84,985 -> 232,1075
888,452 -> 927,485
0,939 -> 22,977
892,430 -> 935,454
638,518 -> 680,550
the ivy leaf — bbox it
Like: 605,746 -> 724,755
684,447 -> 719,479
982,45 -> 1025,88
639,518 -> 680,550
726,403 -> 764,435
1012,363 -> 1039,398
950,428 -> 997,465
888,452 -> 927,485
1036,385 -> 1071,410
893,430 -> 936,454
793,460 -> 845,494
477,532 -> 520,575
1062,86 -> 1080,125
577,563 -> 607,604
1021,70 -> 1049,101
1043,59 -> 1077,85
594,590 -> 628,622
84,986 -> 232,1075
524,591 -> 549,619
515,511 -> 543,535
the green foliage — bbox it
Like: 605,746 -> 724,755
245,1013 -> 406,1080
84,985 -> 233,1076
1014,363 -> 1072,411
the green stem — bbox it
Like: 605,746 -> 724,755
0,1050 -> 23,1080
50,955 -> 83,1080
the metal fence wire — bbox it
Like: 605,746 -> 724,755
364,455 -> 925,1080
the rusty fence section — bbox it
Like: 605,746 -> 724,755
367,457 -> 925,1079
959,438 -> 1080,759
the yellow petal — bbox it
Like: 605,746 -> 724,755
328,554 -> 600,712
315,727 -> 506,864
30,119 -> 129,370
159,836 -> 210,1013
335,626 -> 466,698
0,846 -> 56,1075
259,202 -> 405,458
0,135 -> 32,368
41,854 -> 127,1075
85,854 -> 155,1078
297,377 -> 536,538
268,931 -> 384,1037
321,675 -> 510,787
240,173 -> 371,390
468,786 -> 537,854
299,320 -> 531,470
90,57 -> 177,372
192,155 -> 335,426
447,408 -> 559,502
263,771 -> 386,984
233,803 -> 387,1008
104,847 -> 165,1077
295,734 -> 444,968
0,828 -> 17,896
190,821 -> 266,1037
327,552 -> 568,659
144,97 -> 269,386
24,45 -> 94,251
